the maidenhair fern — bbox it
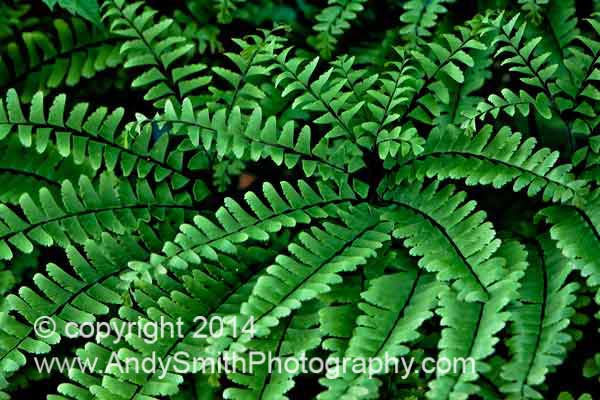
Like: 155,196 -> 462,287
0,1 -> 598,400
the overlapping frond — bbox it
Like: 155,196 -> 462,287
53,245 -> 272,400
399,21 -> 487,126
536,190 -> 600,288
272,49 -> 364,145
0,1 -> 598,399
153,99 -> 363,192
228,205 -> 391,346
0,137 -> 91,203
129,179 -> 359,281
224,302 -> 322,400
0,234 -> 148,380
208,29 -> 281,113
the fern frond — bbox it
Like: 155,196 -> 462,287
224,302 -> 322,400
501,235 -> 578,399
399,0 -> 456,45
319,265 -> 440,400
560,15 -> 600,137
42,0 -> 101,25
0,90 -> 211,201
536,190 -> 600,288
171,5 -> 223,55
214,0 -> 246,24
489,12 -> 571,150
0,18 -> 121,101
226,205 -> 391,346
155,99 -> 363,192
0,1 -> 38,44
400,22 -> 487,125
0,234 -> 147,379
518,0 -> 548,24
0,137 -> 92,203
129,179 -> 359,281
461,88 -> 551,132
318,265 -> 367,358
54,245 -> 282,400
545,0 -> 579,56
273,49 -> 364,142
360,54 -> 426,160
443,45 -> 492,127
102,0 -> 211,109
331,55 -> 378,107
310,0 -> 367,59
426,240 -> 527,400
383,182 -> 504,302
209,29 -> 281,114
392,124 -> 588,205
491,13 -> 560,96
0,173 -> 192,261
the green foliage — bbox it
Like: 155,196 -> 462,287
399,0 -> 455,45
0,173 -> 191,260
319,265 -> 440,399
0,17 -> 121,101
103,0 -> 211,109
310,0 -> 366,58
0,1 -> 599,400
42,0 -> 101,25
501,236 -> 578,398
